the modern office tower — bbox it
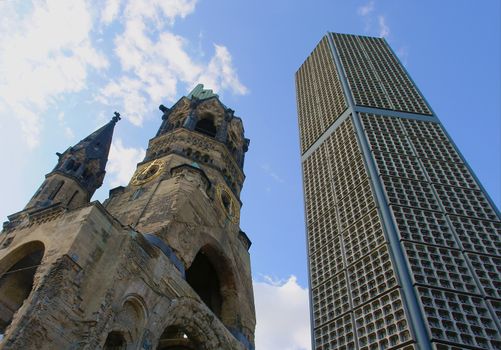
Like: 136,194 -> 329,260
296,33 -> 501,350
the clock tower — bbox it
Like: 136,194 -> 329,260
103,84 -> 255,346
0,85 -> 255,350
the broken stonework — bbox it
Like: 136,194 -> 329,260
0,84 -> 255,349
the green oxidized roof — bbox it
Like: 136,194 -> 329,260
186,84 -> 219,100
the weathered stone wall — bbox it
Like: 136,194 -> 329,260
0,90 -> 255,349
0,203 -> 248,349
104,153 -> 256,345
24,173 -> 89,211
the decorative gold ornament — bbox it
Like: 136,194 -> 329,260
131,159 -> 165,186
216,184 -> 239,224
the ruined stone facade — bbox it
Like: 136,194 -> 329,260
0,85 -> 255,350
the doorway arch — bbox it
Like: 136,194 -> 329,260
0,241 -> 45,337
185,244 -> 238,327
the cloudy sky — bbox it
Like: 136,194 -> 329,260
0,1 -> 499,349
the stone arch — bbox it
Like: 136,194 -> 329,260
154,298 -> 230,350
185,242 -> 238,328
156,325 -> 198,350
103,330 -> 128,350
194,113 -> 217,138
0,241 -> 45,337
121,293 -> 148,320
108,294 -> 148,349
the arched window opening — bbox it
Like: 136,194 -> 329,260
186,252 -> 222,318
0,243 -> 44,337
115,298 -> 146,344
221,191 -> 231,212
67,190 -> 79,207
103,331 -> 126,350
65,159 -> 75,171
130,188 -> 144,201
82,167 -> 93,180
48,180 -> 64,200
157,326 -> 197,350
194,118 -> 217,138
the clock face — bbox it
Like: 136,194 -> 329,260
131,159 -> 165,186
216,184 -> 239,224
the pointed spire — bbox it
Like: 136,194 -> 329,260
53,113 -> 120,195
24,113 -> 120,211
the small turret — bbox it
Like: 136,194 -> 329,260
25,113 -> 120,210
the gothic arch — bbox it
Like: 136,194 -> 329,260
0,241 -> 45,337
185,242 -> 238,328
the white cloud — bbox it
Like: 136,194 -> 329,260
123,0 -> 197,25
199,45 -> 249,95
356,1 -> 391,39
98,0 -> 247,126
378,15 -> 390,38
1,0 -> 247,150
260,163 -> 284,183
57,111 -> 75,140
396,46 -> 409,66
101,0 -> 122,25
254,276 -> 311,350
0,0 -> 108,148
107,138 -> 146,186
99,76 -> 150,126
357,0 -> 374,16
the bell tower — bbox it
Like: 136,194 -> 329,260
0,85 -> 255,350
104,84 -> 255,346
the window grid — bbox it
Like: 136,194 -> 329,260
354,289 -> 414,350
298,34 -> 501,350
417,287 -> 501,349
296,36 -> 347,153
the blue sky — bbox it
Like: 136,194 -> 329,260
0,1 -> 499,349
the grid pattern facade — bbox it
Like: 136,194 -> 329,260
331,33 -> 432,115
298,33 -> 501,350
303,117 -> 416,350
296,36 -> 348,153
361,112 -> 501,349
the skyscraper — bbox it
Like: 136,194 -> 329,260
296,33 -> 501,350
